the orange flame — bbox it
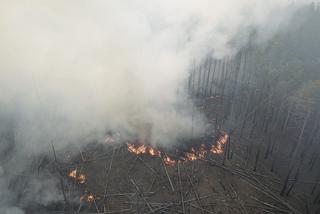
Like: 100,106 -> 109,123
182,144 -> 207,161
126,142 -> 161,157
68,169 -> 87,184
184,149 -> 198,161
197,144 -> 207,159
68,169 -> 77,178
163,155 -> 176,166
149,147 -> 161,156
78,174 -> 86,184
80,193 -> 95,202
87,194 -> 95,202
127,142 -> 146,154
211,133 -> 228,154
126,133 -> 229,165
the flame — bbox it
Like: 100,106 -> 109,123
127,142 -> 146,154
183,144 -> 207,161
87,194 -> 95,202
149,147 -> 161,156
211,133 -> 228,154
68,169 -> 87,184
184,148 -> 198,161
80,193 -> 95,202
78,174 -> 86,184
126,133 -> 229,165
163,155 -> 176,166
126,142 -> 161,157
68,169 -> 77,178
197,144 -> 207,159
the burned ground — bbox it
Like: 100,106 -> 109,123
54,137 -> 304,214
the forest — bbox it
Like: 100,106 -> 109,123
1,2 -> 320,214
186,4 -> 320,213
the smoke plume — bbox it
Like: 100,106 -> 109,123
0,0 -> 309,213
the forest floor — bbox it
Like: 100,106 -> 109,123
58,139 -> 305,214
32,97 -> 309,214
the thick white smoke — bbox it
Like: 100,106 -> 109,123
0,0 -> 310,213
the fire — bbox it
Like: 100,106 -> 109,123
87,194 -> 95,202
184,149 -> 198,161
68,169 -> 87,184
78,174 -> 86,184
69,169 -> 77,178
126,142 -> 161,157
211,133 -> 228,154
80,193 -> 95,202
182,144 -> 208,161
197,144 -> 207,159
163,155 -> 176,166
127,143 -> 146,154
149,147 -> 161,156
126,132 -> 229,165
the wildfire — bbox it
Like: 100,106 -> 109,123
126,133 -> 229,165
80,193 -> 95,203
68,169 -> 87,184
69,171 -> 93,203
184,151 -> 197,161
197,144 -> 207,159
87,194 -> 95,202
163,155 -> 176,166
126,142 -> 161,157
78,174 -> 86,184
210,133 -> 228,154
67,132 -> 230,208
69,169 -> 77,178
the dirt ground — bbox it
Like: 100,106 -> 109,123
60,140 -> 305,214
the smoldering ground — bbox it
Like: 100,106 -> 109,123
0,0 -> 310,213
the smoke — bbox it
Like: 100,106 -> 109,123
0,0 -> 310,213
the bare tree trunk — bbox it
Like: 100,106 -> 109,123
290,109 -> 311,158
282,102 -> 293,131
280,165 -> 294,196
253,147 -> 261,172
209,59 -> 217,96
204,58 -> 212,97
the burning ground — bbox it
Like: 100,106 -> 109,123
68,130 -> 228,208
3,104 -> 310,214
29,98 -> 306,214
58,136 -> 302,213
125,132 -> 229,164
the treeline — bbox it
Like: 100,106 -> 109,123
189,3 -> 320,203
